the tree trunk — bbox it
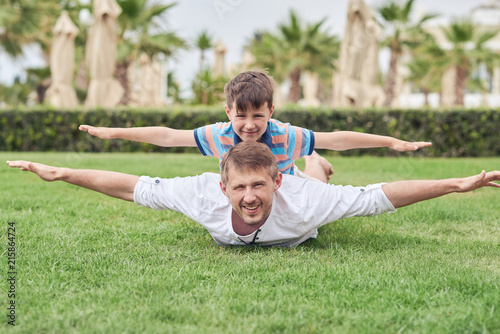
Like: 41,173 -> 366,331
454,63 -> 467,106
36,78 -> 51,104
200,51 -> 205,73
288,67 -> 301,103
116,60 -> 131,105
201,92 -> 208,105
383,42 -> 400,107
38,50 -> 51,104
74,60 -> 88,103
423,87 -> 430,107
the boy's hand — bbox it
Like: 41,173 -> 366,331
79,125 -> 113,140
390,140 -> 432,152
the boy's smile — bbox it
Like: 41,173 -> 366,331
225,103 -> 274,142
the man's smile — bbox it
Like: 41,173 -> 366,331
242,203 -> 261,213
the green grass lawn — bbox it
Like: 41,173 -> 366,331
1,152 -> 499,333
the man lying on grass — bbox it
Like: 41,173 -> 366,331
6,141 -> 500,247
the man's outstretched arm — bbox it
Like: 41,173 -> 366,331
382,170 -> 500,208
6,161 -> 139,202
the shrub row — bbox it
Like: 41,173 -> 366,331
1,107 -> 499,157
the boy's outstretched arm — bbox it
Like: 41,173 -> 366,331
314,131 -> 432,151
382,170 -> 500,208
6,160 -> 139,201
79,125 -> 197,147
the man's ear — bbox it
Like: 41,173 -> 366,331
224,105 -> 232,120
220,180 -> 229,198
274,172 -> 282,192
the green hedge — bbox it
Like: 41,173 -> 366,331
1,107 -> 499,157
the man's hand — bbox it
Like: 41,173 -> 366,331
390,139 -> 432,152
79,125 -> 114,140
6,160 -> 61,182
6,160 -> 139,201
456,170 -> 500,192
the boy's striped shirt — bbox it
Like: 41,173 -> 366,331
194,119 -> 314,175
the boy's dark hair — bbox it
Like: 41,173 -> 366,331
224,71 -> 274,113
221,141 -> 278,185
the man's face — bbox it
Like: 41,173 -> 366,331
225,103 -> 274,142
220,166 -> 282,226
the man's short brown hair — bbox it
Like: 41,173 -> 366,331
221,141 -> 278,185
224,71 -> 274,113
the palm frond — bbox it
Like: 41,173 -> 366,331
401,0 -> 415,23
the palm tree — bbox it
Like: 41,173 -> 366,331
247,31 -> 287,81
245,31 -> 289,106
115,0 -> 188,105
442,19 -> 499,106
377,0 -> 438,107
405,38 -> 446,106
277,10 -> 308,103
248,10 -> 338,104
0,1 -> 50,57
0,2 -> 22,56
5,0 -> 84,58
191,68 -> 226,105
278,10 -> 332,103
0,2 -> 18,26
303,27 -> 340,104
0,78 -> 32,107
0,1 -> 84,104
194,29 -> 213,73
166,70 -> 182,104
246,31 -> 288,92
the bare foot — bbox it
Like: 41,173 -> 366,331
315,152 -> 334,179
6,160 -> 61,182
302,151 -> 334,183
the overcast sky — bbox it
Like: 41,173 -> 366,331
0,0 -> 488,94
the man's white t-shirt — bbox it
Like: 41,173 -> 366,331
134,173 -> 396,247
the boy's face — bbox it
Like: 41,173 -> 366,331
225,103 -> 274,142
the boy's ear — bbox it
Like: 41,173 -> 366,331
225,105 -> 232,120
269,104 -> 275,118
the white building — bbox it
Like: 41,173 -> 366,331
400,0 -> 500,108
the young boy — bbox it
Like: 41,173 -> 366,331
79,71 -> 431,182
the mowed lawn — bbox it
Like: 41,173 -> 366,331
1,152 -> 499,334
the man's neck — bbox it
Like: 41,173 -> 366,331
231,210 -> 267,236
